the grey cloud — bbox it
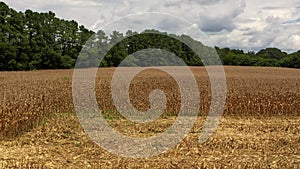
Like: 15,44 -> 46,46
157,18 -> 185,32
164,0 -> 182,7
99,13 -> 187,35
265,16 -> 282,24
283,18 -> 300,24
262,6 -> 287,10
164,0 -> 231,8
198,0 -> 246,32
188,0 -> 223,5
199,18 -> 235,32
242,28 -> 260,36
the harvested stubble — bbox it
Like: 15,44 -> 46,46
0,113 -> 299,168
0,66 -> 299,168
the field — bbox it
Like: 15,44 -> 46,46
0,66 -> 299,168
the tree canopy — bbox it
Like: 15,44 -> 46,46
0,2 -> 93,70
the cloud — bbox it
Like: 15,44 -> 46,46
196,0 -> 246,32
283,18 -> 300,24
206,0 -> 300,52
192,0 -> 223,5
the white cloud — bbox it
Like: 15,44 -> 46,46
210,0 -> 300,52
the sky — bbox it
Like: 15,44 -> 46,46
3,0 -> 300,53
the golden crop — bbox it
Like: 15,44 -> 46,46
0,66 -> 299,168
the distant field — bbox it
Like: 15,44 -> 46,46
0,66 -> 299,168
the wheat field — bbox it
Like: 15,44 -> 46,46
0,66 -> 299,168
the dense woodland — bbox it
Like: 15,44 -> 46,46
0,2 -> 299,70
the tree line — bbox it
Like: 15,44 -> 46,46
0,2 -> 93,70
0,2 -> 299,70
